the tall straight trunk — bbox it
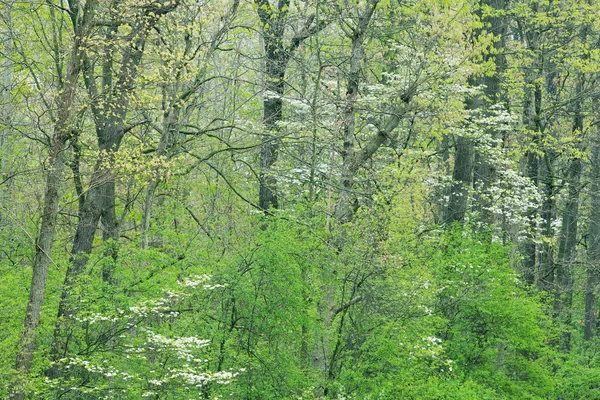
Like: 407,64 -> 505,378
0,1 -> 13,228
255,0 -> 289,211
255,0 -> 328,210
554,77 -> 584,351
523,136 -> 539,284
444,135 -> 473,225
445,0 -> 507,227
517,0 -> 549,286
522,74 -> 543,286
335,23 -> 366,223
580,0 -> 596,341
259,42 -> 285,210
538,151 -> 556,291
471,0 -> 507,227
554,156 -> 581,351
0,1 -> 12,172
555,8 -> 589,344
585,138 -> 600,340
11,1 -> 96,396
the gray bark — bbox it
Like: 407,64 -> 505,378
472,0 -> 507,226
255,0 -> 328,210
554,156 -> 581,351
0,1 -> 13,172
255,0 -> 289,210
554,78 -> 584,351
445,0 -> 507,228
335,10 -> 369,223
49,3 -> 179,376
585,138 -> 600,340
444,135 -> 473,225
538,151 -> 556,291
11,1 -> 97,396
522,67 -> 543,286
333,0 -> 414,223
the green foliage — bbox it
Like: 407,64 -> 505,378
432,227 -> 556,399
4,0 -> 600,399
331,219 -> 559,399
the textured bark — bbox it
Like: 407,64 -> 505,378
0,1 -> 12,172
554,157 -> 581,351
522,73 -> 543,286
335,20 -> 366,223
49,4 -> 178,376
523,136 -> 539,285
585,139 -> 600,340
471,0 -> 507,226
326,0 -> 412,394
255,0 -> 288,210
11,1 -> 96,396
334,0 -> 410,223
259,60 -> 284,210
255,0 -> 327,210
538,152 -> 556,291
446,0 -> 507,228
444,135 -> 473,225
554,79 -> 584,350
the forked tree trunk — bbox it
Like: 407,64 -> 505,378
49,5 -> 178,376
254,0 -> 328,210
11,1 -> 97,396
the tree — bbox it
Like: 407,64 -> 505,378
49,0 -> 180,377
254,0 -> 327,210
445,0 -> 507,228
11,0 -> 97,396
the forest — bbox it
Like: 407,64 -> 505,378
1,0 -> 600,398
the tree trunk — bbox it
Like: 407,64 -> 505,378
585,138 -> 600,340
258,56 -> 284,210
522,73 -> 543,286
445,135 -> 473,225
324,1 -> 388,394
255,0 -> 328,210
554,81 -> 584,350
0,1 -> 13,173
554,156 -> 581,351
445,0 -> 507,228
256,2 -> 288,211
471,0 -> 507,227
335,25 -> 365,223
538,152 -> 556,291
523,137 -> 539,285
49,7 -> 176,375
11,0 -> 96,396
